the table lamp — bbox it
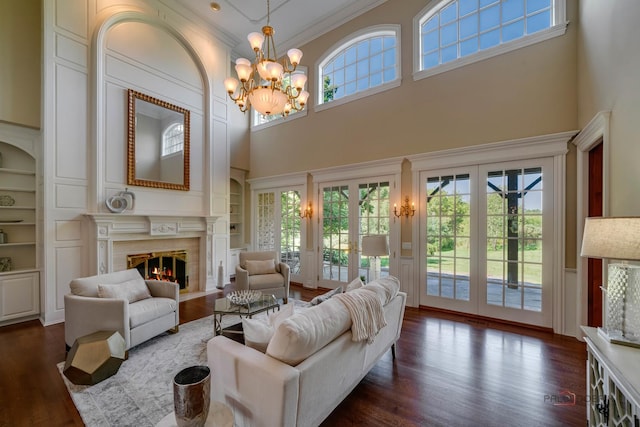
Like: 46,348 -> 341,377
580,217 -> 640,347
361,235 -> 389,282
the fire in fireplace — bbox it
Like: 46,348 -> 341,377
127,250 -> 188,291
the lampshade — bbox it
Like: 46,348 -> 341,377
361,235 -> 389,257
580,217 -> 640,260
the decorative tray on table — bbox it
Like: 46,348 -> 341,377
226,290 -> 262,306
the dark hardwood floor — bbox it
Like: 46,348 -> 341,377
0,284 -> 587,427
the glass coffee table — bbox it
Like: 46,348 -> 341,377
213,294 -> 279,337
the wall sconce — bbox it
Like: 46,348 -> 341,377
299,203 -> 313,219
393,197 -> 415,218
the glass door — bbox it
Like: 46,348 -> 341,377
319,180 -> 391,288
478,159 -> 553,327
419,158 -> 553,328
255,188 -> 304,282
420,168 -> 477,313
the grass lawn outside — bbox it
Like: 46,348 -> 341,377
427,246 -> 542,285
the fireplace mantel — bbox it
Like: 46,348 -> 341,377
86,214 -> 221,291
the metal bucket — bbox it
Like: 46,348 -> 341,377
173,365 -> 211,427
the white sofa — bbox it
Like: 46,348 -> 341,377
64,268 -> 179,351
207,277 -> 406,427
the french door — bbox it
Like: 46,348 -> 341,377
255,187 -> 304,282
420,158 -> 553,327
318,179 -> 391,288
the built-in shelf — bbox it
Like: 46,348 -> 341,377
0,268 -> 39,277
0,138 -> 39,325
0,168 -> 35,175
0,187 -> 36,193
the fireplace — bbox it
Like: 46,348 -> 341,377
87,214 -> 221,293
127,250 -> 188,291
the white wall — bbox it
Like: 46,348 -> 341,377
40,0 -> 232,325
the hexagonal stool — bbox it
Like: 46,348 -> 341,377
63,330 -> 126,385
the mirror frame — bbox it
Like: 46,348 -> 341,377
127,89 -> 191,191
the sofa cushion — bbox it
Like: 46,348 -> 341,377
266,298 -> 351,366
366,276 -> 400,306
97,278 -> 151,303
246,259 -> 277,276
309,286 -> 342,306
129,297 -> 177,328
243,302 -> 294,353
247,273 -> 285,290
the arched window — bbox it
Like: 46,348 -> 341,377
414,0 -> 567,79
162,123 -> 184,156
317,25 -> 401,110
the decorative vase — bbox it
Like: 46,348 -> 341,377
173,365 -> 211,427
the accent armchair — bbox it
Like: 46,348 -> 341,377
235,251 -> 290,303
64,268 -> 179,351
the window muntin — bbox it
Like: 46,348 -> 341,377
414,0 -> 566,79
421,0 -> 553,71
162,123 -> 184,156
317,26 -> 401,109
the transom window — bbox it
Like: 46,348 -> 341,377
414,0 -> 567,79
317,25 -> 401,110
162,123 -> 184,156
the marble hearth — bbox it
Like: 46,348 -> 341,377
87,214 -> 219,292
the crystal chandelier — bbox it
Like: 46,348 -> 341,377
223,0 -> 309,117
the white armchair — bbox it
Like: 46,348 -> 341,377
235,251 -> 290,304
64,269 -> 179,351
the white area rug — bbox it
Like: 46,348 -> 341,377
58,314 -> 234,427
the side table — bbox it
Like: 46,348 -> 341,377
63,330 -> 126,385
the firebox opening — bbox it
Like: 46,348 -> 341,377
127,250 -> 188,292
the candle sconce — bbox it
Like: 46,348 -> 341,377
300,203 -> 313,219
394,197 -> 415,218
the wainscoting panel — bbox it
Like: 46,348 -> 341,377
564,268 -> 578,337
54,0 -> 87,39
55,64 -> 88,180
55,246 -> 85,311
55,220 -> 83,241
55,183 -> 87,209
55,33 -> 87,68
399,257 -> 416,307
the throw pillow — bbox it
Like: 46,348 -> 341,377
345,277 -> 364,292
266,298 -> 352,365
309,286 -> 342,306
245,259 -> 277,276
242,318 -> 274,353
243,302 -> 294,353
97,278 -> 151,303
97,283 -> 129,301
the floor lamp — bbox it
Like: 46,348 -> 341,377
580,217 -> 640,347
361,235 -> 389,282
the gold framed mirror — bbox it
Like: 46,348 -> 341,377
127,89 -> 190,191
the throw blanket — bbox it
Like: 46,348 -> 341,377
334,288 -> 387,344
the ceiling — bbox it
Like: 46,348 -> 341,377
172,0 -> 387,59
